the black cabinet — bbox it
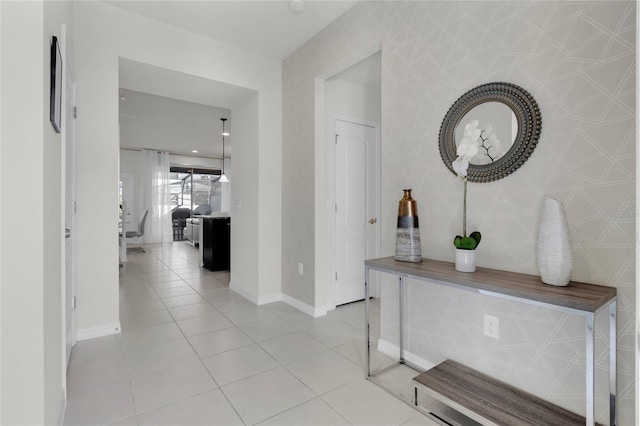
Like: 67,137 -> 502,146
202,217 -> 230,271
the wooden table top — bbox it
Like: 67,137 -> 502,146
365,257 -> 616,313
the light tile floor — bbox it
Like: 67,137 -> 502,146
64,242 -> 439,426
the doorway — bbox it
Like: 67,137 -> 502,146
61,24 -> 77,378
319,50 -> 382,310
63,83 -> 76,366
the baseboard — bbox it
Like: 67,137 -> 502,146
257,293 -> 282,305
229,283 -> 281,306
229,282 -> 258,304
227,284 -> 328,318
76,322 -> 121,341
281,294 -> 328,318
377,338 -> 439,371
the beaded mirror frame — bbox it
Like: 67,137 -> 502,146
439,82 -> 542,183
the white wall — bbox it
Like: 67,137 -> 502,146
228,93 -> 261,302
1,3 -> 3,418
0,4 -> 45,422
43,1 -> 74,420
73,0 -> 282,337
283,1 -> 635,423
325,79 -> 381,123
0,1 -> 71,423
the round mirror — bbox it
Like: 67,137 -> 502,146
439,82 -> 541,182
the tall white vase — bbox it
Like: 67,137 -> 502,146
536,198 -> 573,286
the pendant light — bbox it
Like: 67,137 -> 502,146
219,118 -> 229,183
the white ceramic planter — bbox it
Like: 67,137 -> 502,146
537,198 -> 573,286
455,249 -> 476,272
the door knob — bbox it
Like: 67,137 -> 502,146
368,218 -> 377,224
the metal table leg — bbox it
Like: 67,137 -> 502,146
365,266 -> 371,377
609,301 -> 617,426
399,275 -> 404,363
586,314 -> 594,426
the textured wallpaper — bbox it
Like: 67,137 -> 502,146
282,1 -> 635,423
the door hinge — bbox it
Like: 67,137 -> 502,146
335,134 -> 338,144
73,106 -> 77,119
72,296 -> 77,309
335,204 -> 338,213
335,272 -> 338,280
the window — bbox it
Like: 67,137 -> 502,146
169,167 -> 223,215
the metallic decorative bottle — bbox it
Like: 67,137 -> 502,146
395,189 -> 422,262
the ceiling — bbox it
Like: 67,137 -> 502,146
119,88 -> 232,159
119,58 -> 256,109
119,51 -> 380,158
104,0 -> 358,60
114,0 -> 376,159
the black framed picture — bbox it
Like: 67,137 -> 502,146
50,35 -> 62,133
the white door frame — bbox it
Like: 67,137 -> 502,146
313,43 -> 382,315
330,114 -> 381,309
60,23 -> 77,397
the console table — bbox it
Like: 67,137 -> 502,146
364,257 -> 617,426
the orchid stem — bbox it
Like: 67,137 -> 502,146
463,178 -> 467,237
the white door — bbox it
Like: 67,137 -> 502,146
63,39 -> 76,366
334,118 -> 379,306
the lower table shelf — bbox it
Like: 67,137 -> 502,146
413,360 -> 601,426
365,256 -> 616,425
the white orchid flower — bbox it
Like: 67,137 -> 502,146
464,120 -> 479,133
452,157 -> 469,177
463,120 -> 481,141
456,138 -> 479,160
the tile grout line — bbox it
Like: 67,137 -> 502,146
115,243 -> 400,426
136,244 -> 249,425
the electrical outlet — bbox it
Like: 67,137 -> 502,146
484,314 -> 499,339
298,262 -> 304,276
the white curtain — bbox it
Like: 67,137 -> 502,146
139,149 -> 173,244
